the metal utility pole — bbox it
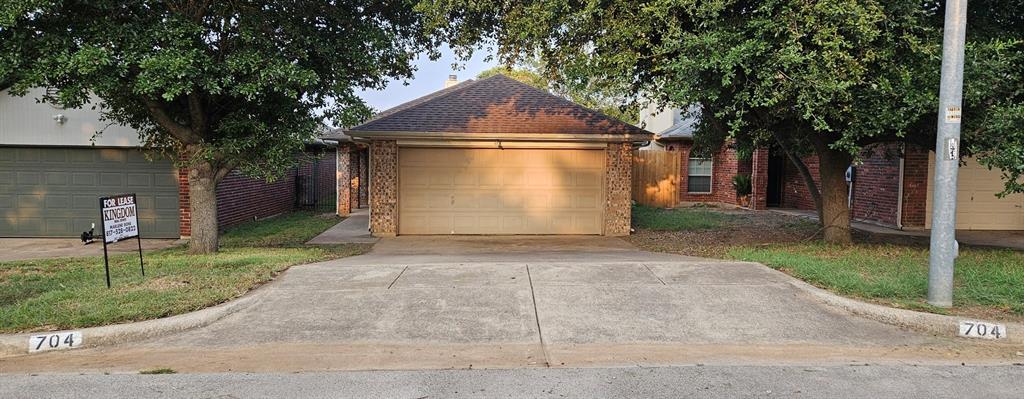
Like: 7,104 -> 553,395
928,0 -> 968,308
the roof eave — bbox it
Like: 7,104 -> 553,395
346,130 -> 653,143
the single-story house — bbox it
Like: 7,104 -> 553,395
0,86 -> 357,239
639,104 -> 1024,231
344,74 -> 653,237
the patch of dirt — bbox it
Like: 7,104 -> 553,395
627,208 -> 934,258
626,209 -> 821,258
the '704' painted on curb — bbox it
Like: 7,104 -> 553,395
958,321 -> 1006,340
28,331 -> 83,353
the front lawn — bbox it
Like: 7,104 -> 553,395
0,212 -> 369,333
631,204 -> 736,231
629,206 -> 1024,321
731,244 -> 1024,319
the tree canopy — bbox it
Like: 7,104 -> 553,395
1,1 -> 441,252
477,63 -> 638,124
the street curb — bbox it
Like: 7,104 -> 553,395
0,287 -> 266,358
770,266 -> 1024,345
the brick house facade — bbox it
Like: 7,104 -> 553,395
642,105 -> 1022,231
658,138 -> 936,229
774,143 -> 932,229
347,74 -> 652,237
662,141 -> 767,210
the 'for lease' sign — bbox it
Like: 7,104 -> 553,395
101,194 -> 140,243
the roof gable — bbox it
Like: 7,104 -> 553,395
347,74 -> 650,139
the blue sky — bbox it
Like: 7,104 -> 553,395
356,46 -> 498,112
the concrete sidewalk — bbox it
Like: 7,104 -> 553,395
4,236 -> 1016,374
770,208 -> 1024,250
306,208 -> 377,244
0,238 -> 180,262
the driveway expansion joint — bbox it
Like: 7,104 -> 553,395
643,264 -> 668,285
387,266 -> 409,289
526,264 -> 551,367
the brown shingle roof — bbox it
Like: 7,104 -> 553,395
347,74 -> 651,140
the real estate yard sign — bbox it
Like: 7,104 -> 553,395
100,193 -> 145,288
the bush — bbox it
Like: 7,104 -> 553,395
732,174 -> 752,196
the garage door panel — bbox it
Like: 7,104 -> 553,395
154,195 -> 179,211
45,219 -> 70,235
100,173 -> 123,186
46,172 -> 70,185
0,147 -> 179,237
17,194 -> 43,208
399,148 -> 604,235
127,173 -> 153,187
72,173 -> 97,186
576,171 -> 603,187
45,195 -> 70,209
926,154 -> 1024,230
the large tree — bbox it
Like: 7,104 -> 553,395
1,1 -> 440,253
422,0 -> 1024,244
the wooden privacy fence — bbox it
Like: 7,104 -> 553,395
631,150 -> 681,208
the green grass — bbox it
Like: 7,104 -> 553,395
0,212 -> 368,333
219,211 -> 342,248
730,243 -> 1024,316
631,204 -> 735,231
139,368 -> 176,375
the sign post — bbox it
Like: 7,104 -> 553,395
99,193 -> 144,288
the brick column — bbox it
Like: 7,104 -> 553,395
900,145 -> 930,228
358,148 -> 369,207
336,145 -> 351,216
349,150 -> 360,211
750,147 -> 769,210
177,166 -> 191,238
369,140 -> 398,236
604,142 -> 632,236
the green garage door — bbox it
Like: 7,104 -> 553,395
0,147 -> 180,238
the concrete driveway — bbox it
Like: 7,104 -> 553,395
1,236 -> 1009,373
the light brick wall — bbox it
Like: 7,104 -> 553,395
369,140 -> 399,236
604,142 -> 632,236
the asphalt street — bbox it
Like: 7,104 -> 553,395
2,365 -> 1023,398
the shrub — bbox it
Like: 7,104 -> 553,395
732,174 -> 752,196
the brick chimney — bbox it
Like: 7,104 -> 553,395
444,74 -> 458,88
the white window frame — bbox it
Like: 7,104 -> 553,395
687,157 -> 714,194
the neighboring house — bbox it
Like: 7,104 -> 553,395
0,87 -> 345,239
640,105 -> 1024,231
344,74 -> 653,236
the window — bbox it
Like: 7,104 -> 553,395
687,157 -> 713,193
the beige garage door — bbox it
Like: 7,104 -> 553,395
926,154 -> 1024,230
398,147 -> 605,234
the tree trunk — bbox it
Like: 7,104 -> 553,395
771,130 -> 824,222
187,160 -> 219,254
815,145 -> 854,244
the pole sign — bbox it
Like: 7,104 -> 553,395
99,193 -> 145,288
